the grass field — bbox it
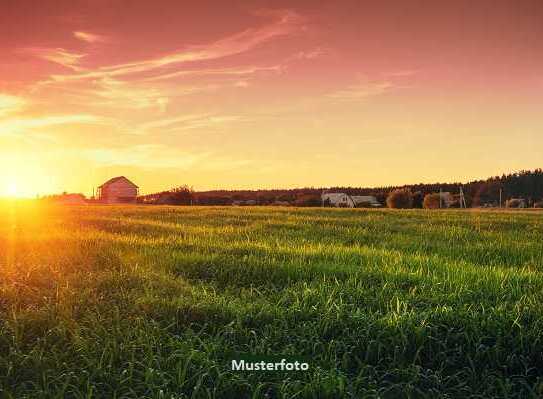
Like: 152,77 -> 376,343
1,203 -> 543,398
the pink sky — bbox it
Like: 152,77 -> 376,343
1,0 -> 542,196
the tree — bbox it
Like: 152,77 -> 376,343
423,193 -> 441,209
294,194 -> 321,207
386,189 -> 413,209
412,191 -> 424,208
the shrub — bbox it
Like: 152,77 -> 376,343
423,193 -> 442,209
386,189 -> 413,209
412,191 -> 424,208
294,194 -> 321,207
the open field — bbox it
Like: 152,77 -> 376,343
1,204 -> 543,398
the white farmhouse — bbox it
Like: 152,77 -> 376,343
351,195 -> 381,207
322,193 -> 380,208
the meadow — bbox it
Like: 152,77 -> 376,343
1,203 -> 543,398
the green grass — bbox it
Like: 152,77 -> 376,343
1,203 -> 543,398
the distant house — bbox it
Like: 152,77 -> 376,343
506,198 -> 527,208
351,195 -> 381,208
322,193 -> 380,208
97,176 -> 139,204
440,192 -> 454,208
322,193 -> 352,207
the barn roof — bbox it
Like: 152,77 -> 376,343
98,176 -> 138,189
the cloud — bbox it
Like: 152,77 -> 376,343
0,94 -> 26,117
326,81 -> 395,101
48,10 -> 303,83
234,80 -> 250,88
0,114 -> 102,138
84,144 -> 207,169
83,144 -> 256,171
292,48 -> 328,60
74,31 -> 107,43
23,48 -> 86,71
0,92 -> 101,138
138,113 -> 250,134
89,77 -> 169,111
385,70 -> 419,77
144,65 -> 282,82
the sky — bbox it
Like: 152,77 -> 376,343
1,0 -> 542,197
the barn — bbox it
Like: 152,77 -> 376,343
97,176 -> 139,204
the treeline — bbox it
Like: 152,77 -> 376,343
138,186 -> 194,205
139,169 -> 543,207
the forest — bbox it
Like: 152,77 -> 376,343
141,169 -> 543,207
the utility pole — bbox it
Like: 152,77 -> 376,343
499,188 -> 502,208
459,187 -> 466,209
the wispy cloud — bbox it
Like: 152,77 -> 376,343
144,65 -> 282,82
74,31 -> 107,43
24,48 -> 86,71
0,114 -> 101,138
0,91 -> 104,139
84,144 -> 207,169
385,69 -> 419,77
291,47 -> 328,60
0,94 -> 26,117
47,10 -> 303,83
327,81 -> 395,101
89,77 -> 169,111
138,113 -> 250,134
84,144 -> 257,171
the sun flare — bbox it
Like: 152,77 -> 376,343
5,182 -> 19,197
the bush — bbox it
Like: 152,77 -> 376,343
386,189 -> 413,209
294,194 -> 321,207
423,193 -> 442,209
412,191 -> 424,208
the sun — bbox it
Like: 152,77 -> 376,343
6,182 -> 18,197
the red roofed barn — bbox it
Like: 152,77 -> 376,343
97,176 -> 139,204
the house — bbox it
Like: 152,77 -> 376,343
322,193 -> 352,207
97,176 -> 139,204
351,195 -> 381,207
440,192 -> 454,208
506,198 -> 527,208
322,193 -> 380,208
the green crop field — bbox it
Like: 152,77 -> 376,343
1,204 -> 543,398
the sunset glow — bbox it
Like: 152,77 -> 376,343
6,182 -> 18,197
1,1 -> 542,196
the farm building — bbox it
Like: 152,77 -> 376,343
351,195 -> 381,207
440,192 -> 454,208
322,193 -> 380,208
97,176 -> 139,204
506,198 -> 527,208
